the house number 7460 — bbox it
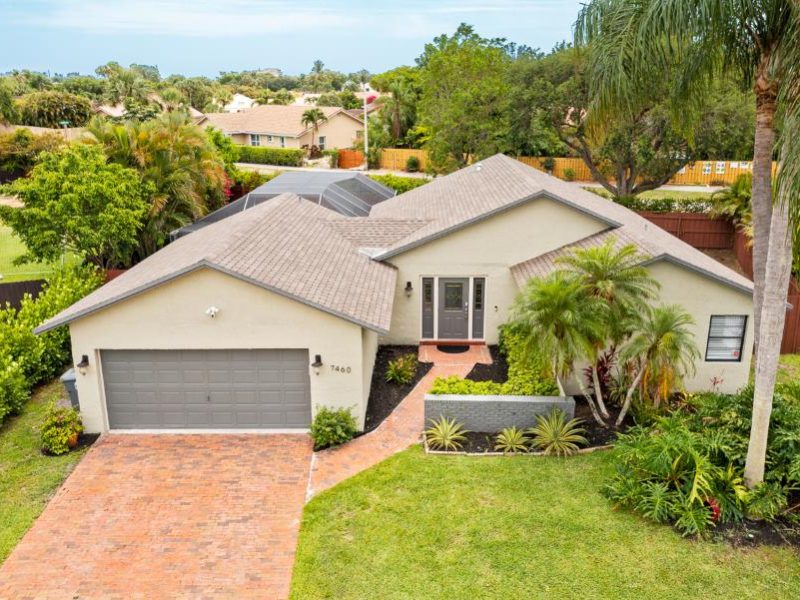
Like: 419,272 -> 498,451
330,365 -> 352,374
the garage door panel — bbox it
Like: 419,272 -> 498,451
102,349 -> 311,429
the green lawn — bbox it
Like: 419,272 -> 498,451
291,446 -> 799,599
586,187 -> 716,201
0,225 -> 78,283
0,380 -> 88,563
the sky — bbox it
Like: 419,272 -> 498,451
0,0 -> 583,77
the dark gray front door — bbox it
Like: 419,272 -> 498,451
438,278 -> 469,339
101,349 -> 311,429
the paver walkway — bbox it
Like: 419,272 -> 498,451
308,344 -> 491,497
0,434 -> 312,600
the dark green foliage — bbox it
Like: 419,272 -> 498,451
604,384 -> 800,535
237,146 -> 305,166
310,406 -> 358,450
385,353 -> 417,385
40,404 -> 83,455
0,128 -> 64,182
0,359 -> 27,423
405,155 -> 420,172
17,91 -> 92,128
367,174 -> 429,194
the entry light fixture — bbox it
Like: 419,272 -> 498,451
205,306 -> 220,319
405,281 -> 413,297
311,354 -> 323,375
76,354 -> 90,375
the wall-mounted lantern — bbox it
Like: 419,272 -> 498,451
311,354 -> 323,375
404,281 -> 413,298
76,354 -> 90,375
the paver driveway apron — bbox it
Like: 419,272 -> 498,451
0,434 -> 312,600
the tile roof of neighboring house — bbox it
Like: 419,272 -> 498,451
200,105 -> 360,137
344,104 -> 380,120
370,154 -> 753,293
36,194 -> 398,334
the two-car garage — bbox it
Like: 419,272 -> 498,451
101,349 -> 312,430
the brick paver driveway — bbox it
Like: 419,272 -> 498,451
0,434 -> 313,600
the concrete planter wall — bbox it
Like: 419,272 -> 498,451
424,394 -> 575,431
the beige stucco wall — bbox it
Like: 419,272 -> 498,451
68,268 -> 374,433
297,114 -> 363,149
382,197 -> 608,345
647,260 -> 753,393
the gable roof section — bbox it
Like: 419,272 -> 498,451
371,154 -> 752,294
200,105 -> 352,137
36,194 -> 397,334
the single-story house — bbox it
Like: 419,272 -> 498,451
37,155 -> 753,433
172,171 -> 395,239
198,105 -> 364,151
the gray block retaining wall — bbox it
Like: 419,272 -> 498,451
424,394 -> 575,432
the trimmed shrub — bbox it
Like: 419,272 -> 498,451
310,406 -> 358,450
541,157 -> 556,173
368,173 -> 429,194
405,155 -> 421,172
386,353 -> 418,385
40,403 -> 83,455
323,149 -> 339,168
430,375 -> 558,396
0,358 -> 28,422
563,167 -> 576,182
237,146 -> 304,167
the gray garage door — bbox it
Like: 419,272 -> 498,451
101,349 -> 311,429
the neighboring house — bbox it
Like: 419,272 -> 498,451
199,105 -> 364,150
172,171 -> 395,239
37,155 -> 753,434
222,93 -> 257,113
92,95 -> 204,120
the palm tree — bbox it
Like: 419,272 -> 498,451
88,112 -> 226,256
617,305 -> 700,426
557,238 -> 660,418
378,80 -> 417,144
510,271 -> 608,424
0,79 -> 16,124
301,108 -> 328,151
575,0 -> 797,486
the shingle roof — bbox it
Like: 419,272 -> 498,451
325,218 -> 430,247
200,105 -> 349,137
372,154 -> 753,293
36,194 -> 397,334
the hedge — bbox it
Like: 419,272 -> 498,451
0,265 -> 102,423
368,174 -> 430,194
237,146 -> 305,167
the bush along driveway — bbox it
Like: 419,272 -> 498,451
0,380 -> 90,563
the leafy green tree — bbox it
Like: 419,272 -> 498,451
417,24 -> 511,170
0,144 -> 149,268
0,128 -> 64,182
301,108 -> 329,151
510,271 -> 608,424
617,305 -> 700,426
270,89 -> 295,105
57,75 -> 106,100
0,79 -> 18,124
575,0 -> 797,487
17,91 -> 92,127
87,113 -> 226,256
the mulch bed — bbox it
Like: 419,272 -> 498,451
362,346 -> 432,434
466,345 -> 507,383
712,518 -> 800,549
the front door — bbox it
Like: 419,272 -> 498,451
438,278 -> 469,339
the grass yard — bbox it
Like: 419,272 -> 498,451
291,446 -> 800,599
776,354 -> 800,385
586,187 -> 716,201
0,225 -> 56,282
0,380 -> 89,563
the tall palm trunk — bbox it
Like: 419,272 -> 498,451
591,364 -> 610,418
745,199 -> 793,487
750,65 -> 779,362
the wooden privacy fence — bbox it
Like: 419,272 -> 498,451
337,149 -> 364,169
0,279 -> 45,310
0,124 -> 87,142
637,212 -> 735,249
379,148 -> 777,187
732,229 -> 800,354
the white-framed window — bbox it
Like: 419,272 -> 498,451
702,162 -> 712,175
706,315 -> 747,362
279,136 -> 286,148
318,136 -> 326,150
267,135 -> 273,143
249,134 -> 260,147
716,161 -> 726,174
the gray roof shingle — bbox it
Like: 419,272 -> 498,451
36,194 -> 397,334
